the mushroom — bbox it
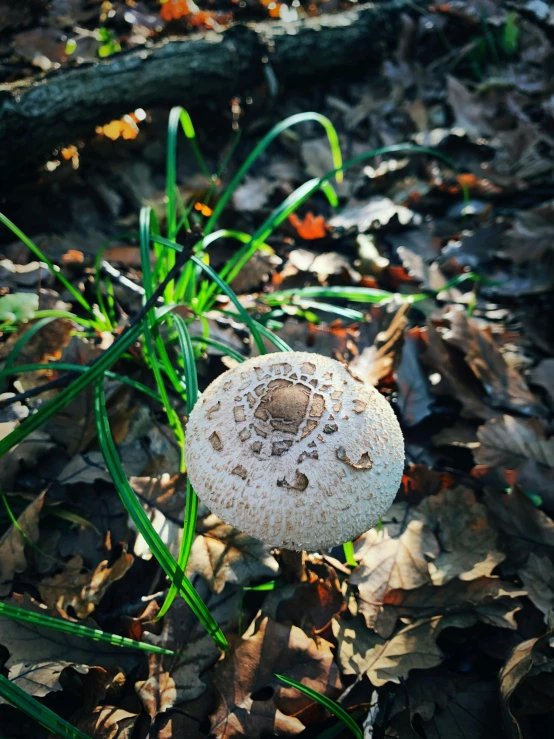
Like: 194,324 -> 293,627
185,351 -> 404,555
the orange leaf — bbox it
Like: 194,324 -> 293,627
288,212 -> 328,240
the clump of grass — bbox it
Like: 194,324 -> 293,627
0,105 -> 464,735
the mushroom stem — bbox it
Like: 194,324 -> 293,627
279,548 -> 307,583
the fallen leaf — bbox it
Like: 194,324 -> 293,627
485,487 -> 554,566
186,514 -> 279,594
420,677 -> 505,739
518,553 -> 554,623
136,658 -> 177,719
0,593 -> 139,676
232,178 -> 278,213
0,403 -> 53,490
350,301 -> 409,386
143,580 -> 240,702
330,197 -> 418,232
350,503 -> 438,636
333,612 -> 477,687
416,486 -> 505,585
442,309 -> 545,417
39,552 -> 134,618
499,630 -> 554,738
476,415 -> 554,469
209,616 -> 341,738
259,558 -> 344,636
6,660 -> 88,699
531,359 -> 554,408
382,577 -> 524,634
395,328 -> 434,426
0,491 -> 45,596
421,321 -> 494,420
74,706 -> 138,739
288,212 -> 328,240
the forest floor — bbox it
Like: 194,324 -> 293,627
1,1 -> 554,738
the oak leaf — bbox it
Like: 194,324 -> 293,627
209,616 -> 341,738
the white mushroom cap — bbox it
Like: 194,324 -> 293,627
185,351 -> 404,551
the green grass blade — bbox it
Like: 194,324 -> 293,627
0,213 -> 93,315
157,313 -> 198,620
211,144 -> 465,301
0,673 -> 91,739
93,379 -> 227,650
166,106 -> 212,241
189,336 -> 246,363
343,540 -> 357,568
0,316 -> 59,392
268,286 -> 426,304
0,601 -> 177,656
189,256 -> 265,355
204,112 -> 343,235
275,674 -> 363,739
0,362 -> 161,402
0,317 -> 145,458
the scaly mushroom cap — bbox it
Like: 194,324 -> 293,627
185,351 -> 404,551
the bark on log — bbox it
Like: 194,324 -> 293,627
0,2 -> 406,177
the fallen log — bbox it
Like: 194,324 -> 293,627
0,2 -> 407,177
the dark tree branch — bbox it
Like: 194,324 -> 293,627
0,2 -> 409,177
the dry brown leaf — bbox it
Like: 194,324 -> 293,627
485,487 -> 554,567
421,321 -> 494,420
350,301 -> 409,387
0,400 -> 53,490
442,309 -> 545,417
531,359 -> 554,408
519,553 -> 554,623
476,415 -> 554,468
5,660 -> 88,699
39,552 -> 133,618
419,678 -> 505,739
75,706 -> 138,739
209,616 -> 341,738
0,593 -> 139,674
333,612 -> 477,687
142,581 -> 240,702
136,657 -> 177,719
395,328 -> 434,426
186,514 -> 279,594
416,486 -> 505,585
259,559 -> 344,637
350,503 -> 438,636
499,631 -> 554,739
382,577 -> 524,635
0,491 -> 45,596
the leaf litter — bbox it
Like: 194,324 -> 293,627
2,2 -> 554,737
